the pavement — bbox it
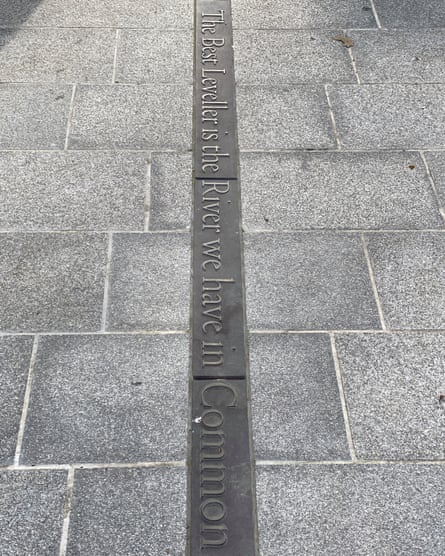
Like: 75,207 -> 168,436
0,0 -> 444,554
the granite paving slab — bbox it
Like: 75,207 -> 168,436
233,30 -> 355,84
424,151 -> 445,209
249,333 -> 349,460
237,85 -> 335,150
68,85 -> 192,150
365,232 -> 445,329
349,30 -> 445,84
240,151 -> 442,230
107,233 -> 190,330
115,30 -> 193,84
0,151 -> 147,231
0,28 -> 115,83
257,465 -> 445,556
21,334 -> 188,464
328,84 -> 445,149
0,84 -> 71,149
232,0 -> 376,29
67,467 -> 186,555
335,332 -> 445,460
0,470 -> 67,556
373,0 -> 445,28
149,153 -> 192,230
0,233 -> 107,332
0,336 -> 33,465
244,233 -> 380,330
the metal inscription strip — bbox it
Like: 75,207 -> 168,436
190,1 -> 257,554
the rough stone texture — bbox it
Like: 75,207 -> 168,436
149,153 -> 192,230
232,0 -> 376,29
240,151 -> 442,231
0,29 -> 115,83
21,335 -> 188,463
244,233 -> 380,330
237,85 -> 335,150
424,151 -> 445,208
0,85 -> 71,149
233,31 -> 355,84
0,0 -> 193,28
350,30 -> 445,83
68,85 -> 192,150
116,30 -> 193,84
0,336 -> 33,465
107,233 -> 190,330
373,0 -> 445,28
0,470 -> 67,556
335,333 -> 445,460
249,334 -> 349,460
67,467 -> 186,555
365,232 -> 445,329
257,465 -> 445,556
0,233 -> 107,332
328,84 -> 445,149
0,151 -> 148,231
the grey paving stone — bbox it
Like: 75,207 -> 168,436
0,233 -> 107,332
365,232 -> 445,329
0,85 -> 71,149
232,0 -> 376,29
67,467 -> 186,555
240,151 -> 442,231
373,0 -> 445,28
237,85 -> 335,150
116,30 -> 193,84
0,151 -> 147,231
257,465 -> 445,556
0,0 -> 193,28
335,333 -> 445,460
0,470 -> 67,556
107,233 -> 190,330
234,31 -> 355,84
328,84 -> 445,149
250,334 -> 349,460
0,29 -> 115,83
0,336 -> 33,465
245,233 -> 380,330
350,30 -> 445,83
424,151 -> 445,209
68,85 -> 192,150
149,153 -> 192,230
21,335 -> 188,463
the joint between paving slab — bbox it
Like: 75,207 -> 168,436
111,29 -> 121,84
14,336 -> 39,466
361,234 -> 388,330
344,31 -> 361,85
419,151 -> 445,223
0,461 -> 187,472
58,467 -> 74,556
143,162 -> 152,231
101,233 -> 113,331
64,84 -> 76,151
256,459 -> 445,466
369,0 -> 382,28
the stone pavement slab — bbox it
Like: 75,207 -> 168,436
0,85 -> 71,149
256,465 -> 445,556
116,30 -> 193,84
328,84 -> 445,149
365,232 -> 445,329
67,467 -> 186,555
233,30 -> 355,84
373,0 -> 445,28
0,151 -> 147,231
249,333 -> 349,460
245,233 -> 380,330
232,0 -> 376,29
21,335 -> 188,464
240,151 -> 442,231
0,233 -> 107,332
68,85 -> 192,150
0,470 -> 67,556
237,85 -> 335,150
0,28 -> 115,83
107,233 -> 190,330
335,332 -> 445,460
424,151 -> 445,209
0,336 -> 33,465
349,30 -> 445,83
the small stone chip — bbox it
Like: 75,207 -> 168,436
334,35 -> 354,48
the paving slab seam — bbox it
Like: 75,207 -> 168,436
361,234 -> 388,330
58,467 -> 74,556
369,0 -> 382,28
100,233 -> 113,331
0,462 -> 187,472
249,329 -> 445,334
420,151 -> 445,222
256,460 -> 445,466
63,85 -> 76,150
325,85 -> 341,149
0,330 -> 189,336
143,161 -> 152,230
345,35 -> 361,84
111,29 -> 120,84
